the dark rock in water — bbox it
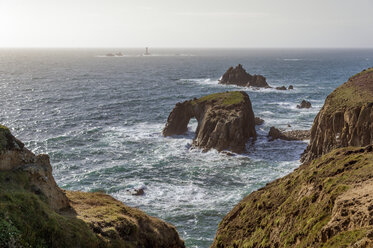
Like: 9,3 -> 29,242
105,53 -> 115,57
268,126 -> 310,141
254,117 -> 264,125
297,100 -> 312,109
276,86 -> 287,90
132,188 -> 145,196
115,52 -> 123,56
288,85 -> 294,90
302,68 -> 373,162
163,91 -> 256,153
219,64 -> 271,88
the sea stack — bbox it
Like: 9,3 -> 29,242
219,64 -> 271,88
163,91 -> 256,153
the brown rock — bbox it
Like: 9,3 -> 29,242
297,100 -> 312,109
301,68 -> 373,162
219,64 -> 271,88
268,126 -> 310,141
288,85 -> 294,90
276,86 -> 287,90
255,117 -> 264,125
163,91 -> 256,153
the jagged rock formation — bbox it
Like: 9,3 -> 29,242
163,91 -> 256,153
268,126 -> 310,141
212,145 -> 373,248
219,64 -> 271,88
302,68 -> 373,162
288,85 -> 294,90
297,100 -> 312,109
0,125 -> 184,248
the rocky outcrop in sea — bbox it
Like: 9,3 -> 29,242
163,91 -> 256,153
219,64 -> 271,88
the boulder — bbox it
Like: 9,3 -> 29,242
254,117 -> 264,125
288,85 -> 294,90
163,91 -> 256,153
297,100 -> 312,109
267,126 -> 310,141
302,68 -> 373,162
276,86 -> 287,90
219,64 -> 271,88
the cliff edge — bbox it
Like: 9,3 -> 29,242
0,125 -> 184,248
163,91 -> 256,153
212,145 -> 373,248
302,68 -> 373,162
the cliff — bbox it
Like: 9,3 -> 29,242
302,68 -> 373,162
163,91 -> 256,153
219,65 -> 271,88
0,125 -> 184,248
212,145 -> 373,248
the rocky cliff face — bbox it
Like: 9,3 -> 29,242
212,145 -> 373,248
219,64 -> 270,88
163,91 -> 256,153
302,68 -> 373,162
0,125 -> 184,248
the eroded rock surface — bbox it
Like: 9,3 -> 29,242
219,64 -> 271,88
163,91 -> 256,153
302,68 -> 373,162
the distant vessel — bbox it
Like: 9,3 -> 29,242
144,47 -> 151,56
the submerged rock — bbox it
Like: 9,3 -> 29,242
163,91 -> 256,153
0,125 -> 185,248
297,100 -> 312,109
302,68 -> 373,162
276,86 -> 287,90
219,64 -> 271,88
254,117 -> 264,125
212,145 -> 373,248
268,126 -> 310,141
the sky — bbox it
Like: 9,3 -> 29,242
0,0 -> 372,48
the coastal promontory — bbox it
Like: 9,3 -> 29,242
163,91 -> 256,153
0,125 -> 185,248
302,68 -> 373,162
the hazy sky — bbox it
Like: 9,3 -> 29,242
1,0 -> 372,48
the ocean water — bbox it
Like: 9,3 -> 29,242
0,48 -> 372,247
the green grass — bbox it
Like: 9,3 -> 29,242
0,170 -> 104,248
193,91 -> 245,106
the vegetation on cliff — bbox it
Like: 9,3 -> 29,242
0,125 -> 185,248
212,145 -> 373,248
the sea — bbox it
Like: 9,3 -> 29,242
0,48 -> 372,247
